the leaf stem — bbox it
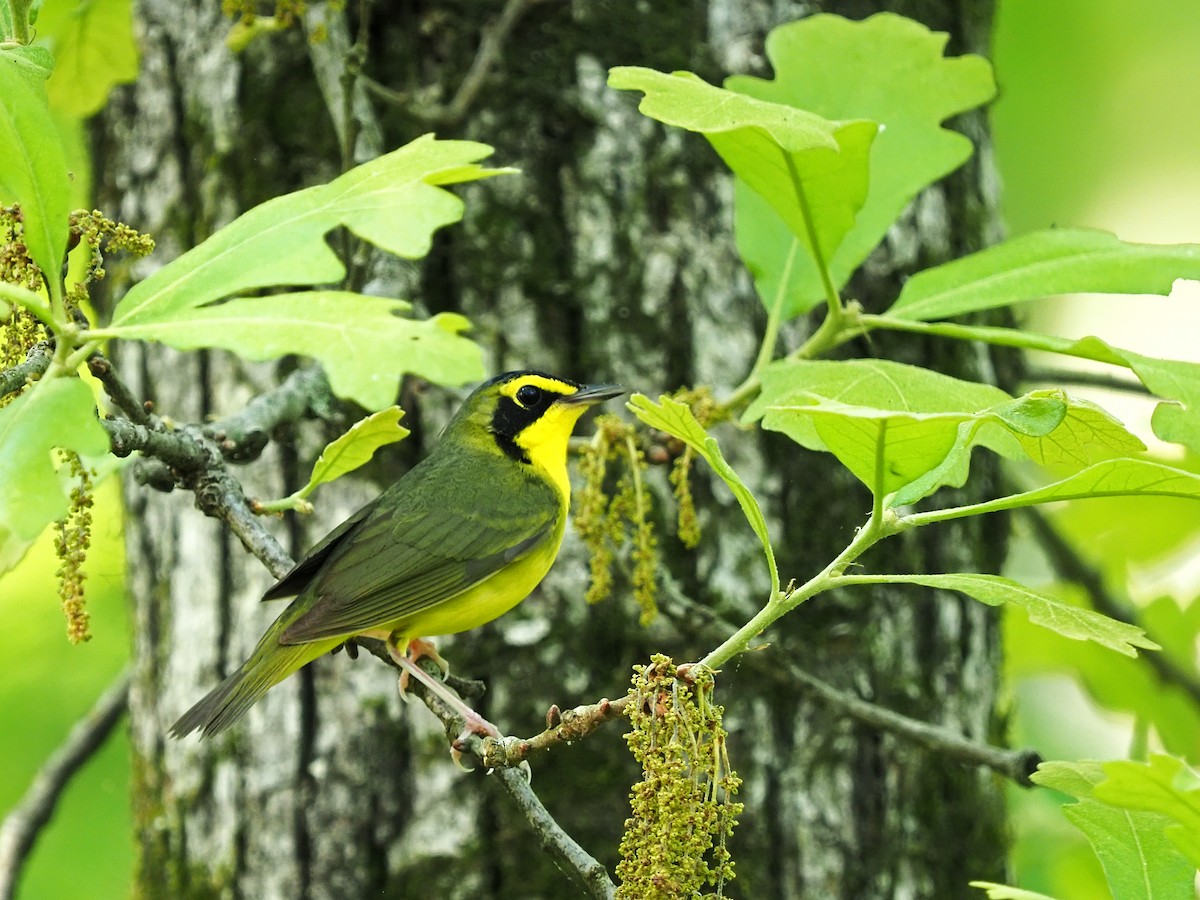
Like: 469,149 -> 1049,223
698,509 -> 888,671
6,0 -> 30,42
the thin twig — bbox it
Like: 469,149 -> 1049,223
88,353 -> 152,425
0,669 -> 131,900
658,573 -> 1042,786
0,340 -> 53,400
466,734 -> 618,900
1022,504 -> 1200,707
363,0 -> 552,126
481,696 -> 630,768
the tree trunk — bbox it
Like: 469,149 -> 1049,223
97,1 -> 1008,897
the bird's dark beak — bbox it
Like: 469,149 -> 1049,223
560,383 -> 626,406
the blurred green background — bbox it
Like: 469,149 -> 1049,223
4,0 -> 1200,896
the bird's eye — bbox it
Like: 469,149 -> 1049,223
515,384 -> 543,407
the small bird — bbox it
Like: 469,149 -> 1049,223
172,371 -> 625,738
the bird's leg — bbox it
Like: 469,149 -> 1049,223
386,637 -> 501,747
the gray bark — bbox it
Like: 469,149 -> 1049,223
97,0 -> 1010,897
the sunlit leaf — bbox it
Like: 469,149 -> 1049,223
864,573 -> 1157,656
304,407 -> 409,496
1095,756 -> 1200,871
888,228 -> 1200,322
728,12 -> 995,317
37,0 -> 138,117
0,49 -> 70,281
109,135 -> 512,328
102,292 -> 483,410
608,66 -> 876,275
1033,760 -> 1196,898
1007,590 -> 1200,759
746,360 -> 1140,502
0,378 -> 109,574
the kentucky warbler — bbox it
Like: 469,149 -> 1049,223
172,371 -> 624,738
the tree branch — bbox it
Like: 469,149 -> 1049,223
0,669 -> 131,900
356,0 -> 553,126
0,340 -> 52,400
480,695 -> 630,768
1022,504 -> 1200,708
465,735 -> 617,900
393,668 -> 617,898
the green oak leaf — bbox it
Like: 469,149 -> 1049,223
745,360 -> 1140,502
0,48 -> 70,283
1094,755 -> 1200,870
37,0 -> 139,117
628,393 -> 778,594
864,324 -> 1200,455
304,406 -> 409,497
0,378 -> 110,575
101,292 -> 483,410
1033,760 -> 1196,898
110,135 -> 512,328
1007,589 -> 1200,759
887,228 -> 1200,322
728,12 -> 995,318
866,574 -> 1157,657
608,66 -> 877,274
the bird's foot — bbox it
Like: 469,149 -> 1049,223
387,637 -> 500,766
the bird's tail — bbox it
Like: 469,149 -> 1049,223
170,641 -> 324,738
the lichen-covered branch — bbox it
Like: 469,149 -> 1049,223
0,669 -> 131,900
0,340 -> 52,400
481,695 -> 630,768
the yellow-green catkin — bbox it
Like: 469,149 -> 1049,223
574,414 -> 624,605
622,434 -> 659,626
671,445 -> 700,549
1,205 -> 45,406
54,452 -> 95,644
616,655 -> 742,900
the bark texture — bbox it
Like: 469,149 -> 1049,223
97,1 -> 1010,897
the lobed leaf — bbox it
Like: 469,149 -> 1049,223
608,66 -> 876,274
746,360 -> 1141,502
0,378 -> 110,575
628,394 -> 778,593
887,228 -> 1200,322
728,12 -> 995,318
303,407 -> 409,498
1007,590 -> 1200,760
109,135 -> 511,328
1033,760 -> 1197,899
102,292 -> 483,410
870,573 -> 1157,657
38,0 -> 139,117
0,48 -> 70,282
866,323 -> 1200,455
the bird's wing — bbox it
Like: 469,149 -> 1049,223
261,498 -> 379,601
277,465 -> 560,644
